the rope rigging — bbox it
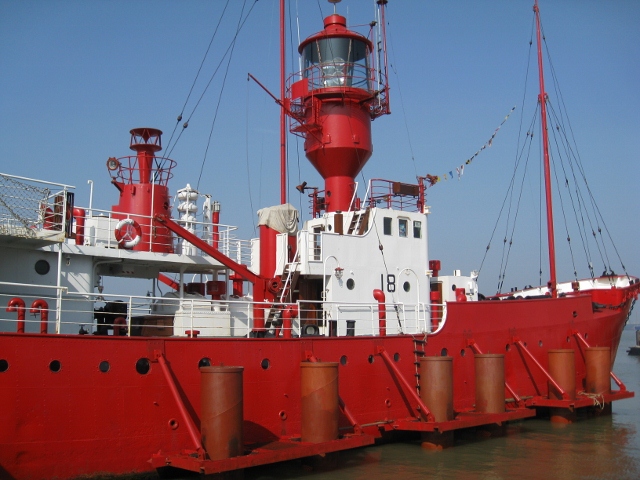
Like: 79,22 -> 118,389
195,0 -> 250,190
163,0 -> 259,164
163,0 -> 231,156
477,7 -> 629,295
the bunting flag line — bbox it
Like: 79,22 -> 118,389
423,106 -> 516,187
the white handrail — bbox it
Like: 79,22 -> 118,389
0,172 -> 74,189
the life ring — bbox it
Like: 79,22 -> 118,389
114,218 -> 142,249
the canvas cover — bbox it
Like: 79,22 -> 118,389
257,203 -> 299,234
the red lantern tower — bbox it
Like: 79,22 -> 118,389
108,128 -> 175,253
288,8 -> 389,214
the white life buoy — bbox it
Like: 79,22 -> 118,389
114,218 -> 142,249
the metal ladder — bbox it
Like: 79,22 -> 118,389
412,335 -> 428,394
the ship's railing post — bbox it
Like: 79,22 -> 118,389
61,186 -> 69,236
189,298 -> 194,335
348,181 -> 359,212
127,296 -> 133,336
363,179 -> 372,207
55,246 -> 63,333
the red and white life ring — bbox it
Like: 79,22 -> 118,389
114,218 -> 142,249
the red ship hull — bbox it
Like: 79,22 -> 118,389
0,3 -> 636,479
0,291 -> 633,480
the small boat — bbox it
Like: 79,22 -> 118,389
627,326 -> 640,355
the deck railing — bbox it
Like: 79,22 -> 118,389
0,286 -> 442,338
77,207 -> 252,262
1,173 -> 253,262
0,173 -> 73,241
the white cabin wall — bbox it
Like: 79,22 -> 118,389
299,208 -> 431,335
0,247 -> 95,333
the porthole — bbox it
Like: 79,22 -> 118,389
440,348 -> 448,356
35,259 -> 50,275
584,333 -> 588,340
403,281 -> 410,292
135,358 -> 150,375
346,278 -> 355,290
99,361 -> 110,373
451,284 -> 457,291
505,344 -> 511,352
340,355 -> 348,366
49,360 -> 61,372
538,340 -> 543,347
460,349 -> 466,357
566,336 -> 571,343
261,358 -> 270,370
199,357 -> 212,368
0,359 -> 8,372
393,352 -> 400,362
368,355 -> 375,364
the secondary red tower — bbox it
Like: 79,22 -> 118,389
288,9 -> 389,213
108,128 -> 175,253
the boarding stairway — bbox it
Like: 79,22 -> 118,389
265,257 -> 301,330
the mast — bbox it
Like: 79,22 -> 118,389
279,0 -> 286,204
534,0 -> 557,298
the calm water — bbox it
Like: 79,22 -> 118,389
246,326 -> 640,480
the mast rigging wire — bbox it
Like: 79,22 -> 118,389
164,0 -> 231,155
480,7 -> 629,295
387,28 -> 418,178
165,0 -> 259,161
196,0 -> 251,190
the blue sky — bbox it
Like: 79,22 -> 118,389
1,0 -> 638,312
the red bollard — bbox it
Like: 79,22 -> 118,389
548,349 -> 576,424
282,305 -> 297,339
30,299 -> 49,334
73,208 -> 86,245
113,316 -> 127,336
200,366 -> 244,460
474,354 -> 505,413
300,362 -> 339,443
7,297 -> 26,333
585,347 -> 611,395
429,290 -> 442,331
420,356 -> 455,450
373,289 -> 386,336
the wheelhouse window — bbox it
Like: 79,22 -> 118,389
398,218 -> 408,238
383,217 -> 392,235
413,220 -> 422,238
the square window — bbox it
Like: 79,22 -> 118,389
413,220 -> 422,238
398,218 -> 408,238
383,217 -> 392,235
